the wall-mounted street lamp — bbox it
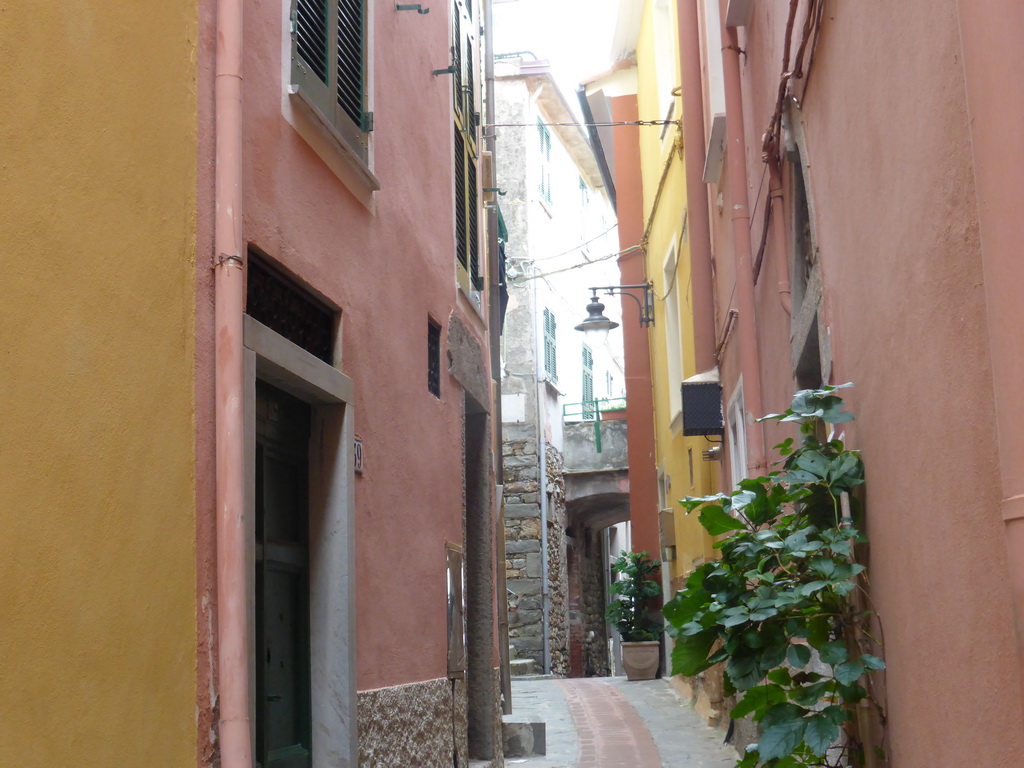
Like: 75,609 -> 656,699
574,283 -> 655,344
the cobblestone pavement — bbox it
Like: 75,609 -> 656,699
506,677 -> 738,768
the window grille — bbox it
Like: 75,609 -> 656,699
246,254 -> 336,364
428,319 -> 441,397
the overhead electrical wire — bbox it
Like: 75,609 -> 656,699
485,120 -> 680,129
529,223 -> 619,262
509,245 -> 643,283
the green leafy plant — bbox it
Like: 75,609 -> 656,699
663,385 -> 884,767
606,550 -> 662,642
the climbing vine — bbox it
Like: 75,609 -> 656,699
663,385 -> 884,767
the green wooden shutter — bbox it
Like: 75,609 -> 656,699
295,0 -> 329,84
452,1 -> 481,291
291,0 -> 370,156
543,308 -> 557,383
292,0 -> 334,119
336,0 -> 370,131
468,153 -> 482,290
454,124 -> 468,273
452,8 -> 463,115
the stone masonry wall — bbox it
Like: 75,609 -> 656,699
580,529 -> 610,677
545,444 -> 569,677
502,434 -> 571,675
503,432 -> 543,667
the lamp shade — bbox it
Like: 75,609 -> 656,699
574,297 -> 619,344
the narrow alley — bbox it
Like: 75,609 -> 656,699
504,678 -> 736,768
8,0 -> 1024,766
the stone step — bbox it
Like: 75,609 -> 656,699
508,644 -> 518,661
509,657 -> 536,676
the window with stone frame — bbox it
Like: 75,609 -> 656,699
290,0 -> 373,163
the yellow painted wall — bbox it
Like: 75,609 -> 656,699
0,2 -> 198,764
635,0 -> 718,588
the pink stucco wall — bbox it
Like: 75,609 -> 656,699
707,0 -> 1024,763
221,0 -> 490,695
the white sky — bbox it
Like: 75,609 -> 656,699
492,0 -> 619,113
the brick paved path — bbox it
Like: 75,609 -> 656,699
557,679 -> 664,767
507,677 -> 737,768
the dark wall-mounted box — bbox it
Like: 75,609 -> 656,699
682,380 -> 724,436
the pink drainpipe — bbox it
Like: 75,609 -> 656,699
720,14 -> 767,475
956,0 -> 1024,718
214,0 -> 252,764
768,160 -> 792,316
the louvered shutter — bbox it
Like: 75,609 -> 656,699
452,0 -> 482,291
336,0 -> 369,131
468,151 -> 482,289
454,124 -> 468,274
291,0 -> 370,159
543,309 -> 558,383
292,0 -> 333,115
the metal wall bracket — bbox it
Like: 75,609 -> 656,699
396,3 -> 429,13
432,65 -> 457,77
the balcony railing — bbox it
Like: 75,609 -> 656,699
562,397 -> 627,422
562,397 -> 627,453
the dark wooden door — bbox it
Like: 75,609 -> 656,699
255,381 -> 312,768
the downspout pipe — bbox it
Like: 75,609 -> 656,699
484,0 -> 501,475
214,0 -> 251,765
677,0 -> 717,372
720,16 -> 767,475
484,0 -> 514,716
956,0 -> 1024,719
768,159 -> 792,316
532,282 -> 551,676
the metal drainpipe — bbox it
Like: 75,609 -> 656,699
214,0 -> 251,763
720,15 -> 767,476
484,0 -> 513,715
533,271 -> 551,675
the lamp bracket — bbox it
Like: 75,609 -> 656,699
587,283 -> 655,327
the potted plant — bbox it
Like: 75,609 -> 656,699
606,550 -> 662,680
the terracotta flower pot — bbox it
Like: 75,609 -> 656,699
620,640 -> 660,681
